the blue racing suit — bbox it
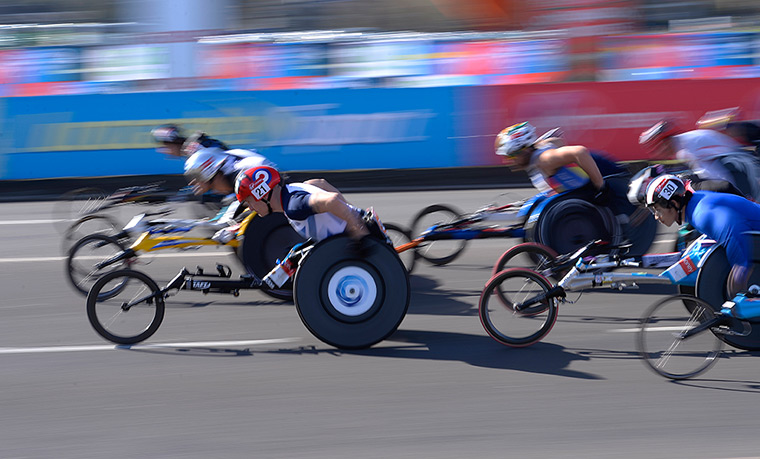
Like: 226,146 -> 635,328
685,191 -> 760,269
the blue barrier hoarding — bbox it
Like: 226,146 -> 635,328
0,87 -> 460,180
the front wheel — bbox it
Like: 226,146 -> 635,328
492,243 -> 561,280
87,269 -> 165,345
67,234 -> 130,297
479,268 -> 558,347
637,294 -> 723,380
410,204 -> 468,266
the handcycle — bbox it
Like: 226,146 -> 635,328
84,210 -> 410,350
393,178 -> 657,273
478,235 -> 760,352
66,208 -> 304,301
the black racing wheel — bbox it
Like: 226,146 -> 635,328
293,236 -> 410,349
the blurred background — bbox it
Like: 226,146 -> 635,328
1,0 -> 759,183
2,0 -> 759,92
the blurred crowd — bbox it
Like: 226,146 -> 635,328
1,0 -> 760,95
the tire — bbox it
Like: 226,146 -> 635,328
53,187 -> 109,233
492,243 -> 561,280
66,234 -> 130,297
61,214 -> 121,255
293,236 -> 410,349
527,197 -> 619,256
87,269 -> 165,345
237,213 -> 305,301
621,207 -> 658,256
478,268 -> 559,347
410,204 -> 468,266
694,246 -> 760,351
384,222 -> 416,274
638,294 -> 723,380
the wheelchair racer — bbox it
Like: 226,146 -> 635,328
234,166 -> 370,243
643,173 -> 760,296
639,119 -> 760,201
495,121 -> 631,215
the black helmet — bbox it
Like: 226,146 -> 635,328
151,124 -> 186,144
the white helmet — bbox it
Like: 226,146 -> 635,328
627,165 -> 666,206
495,122 -> 537,157
645,174 -> 686,208
184,149 -> 228,183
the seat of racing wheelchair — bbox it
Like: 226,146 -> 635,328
747,231 -> 760,264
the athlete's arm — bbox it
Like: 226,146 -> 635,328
308,191 -> 369,239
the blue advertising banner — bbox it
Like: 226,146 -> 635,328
0,87 -> 461,180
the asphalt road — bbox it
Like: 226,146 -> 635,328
1,189 -> 759,459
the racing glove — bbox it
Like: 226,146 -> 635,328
211,224 -> 241,244
592,181 -> 614,207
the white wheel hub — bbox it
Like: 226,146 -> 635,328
327,266 -> 377,316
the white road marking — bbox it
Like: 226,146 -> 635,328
0,252 -> 235,263
0,219 -> 66,225
609,326 -> 690,333
0,338 -> 300,355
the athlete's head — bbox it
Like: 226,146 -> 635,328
495,122 -> 538,169
639,120 -> 682,159
645,174 -> 689,226
151,124 -> 187,157
235,166 -> 283,216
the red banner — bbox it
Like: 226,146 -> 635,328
468,78 -> 760,164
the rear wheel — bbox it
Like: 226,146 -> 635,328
87,269 -> 165,345
237,213 -> 305,301
410,204 -> 468,266
638,294 -> 723,380
293,236 -> 409,349
67,234 -> 130,297
695,246 -> 760,351
527,197 -> 618,256
479,268 -> 558,347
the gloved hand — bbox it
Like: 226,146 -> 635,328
211,224 -> 240,244
592,181 -> 614,207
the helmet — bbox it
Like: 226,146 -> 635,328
645,174 -> 686,209
151,124 -> 185,144
184,150 -> 228,183
495,122 -> 537,157
639,120 -> 681,151
235,166 -> 282,202
627,164 -> 666,205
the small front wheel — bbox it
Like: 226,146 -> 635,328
492,243 -> 561,280
67,234 -> 129,297
87,269 -> 165,345
479,268 -> 558,347
638,294 -> 723,380
410,204 -> 468,266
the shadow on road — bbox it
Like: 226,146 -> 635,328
124,328 -> 602,380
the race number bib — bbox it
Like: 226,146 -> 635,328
251,181 -> 271,199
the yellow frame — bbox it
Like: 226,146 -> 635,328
127,211 -> 257,254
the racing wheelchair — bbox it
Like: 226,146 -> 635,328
67,209 -> 304,301
83,210 -> 410,350
393,174 -> 657,272
478,235 -> 760,355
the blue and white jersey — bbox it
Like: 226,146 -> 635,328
281,183 -> 348,242
685,191 -> 760,268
